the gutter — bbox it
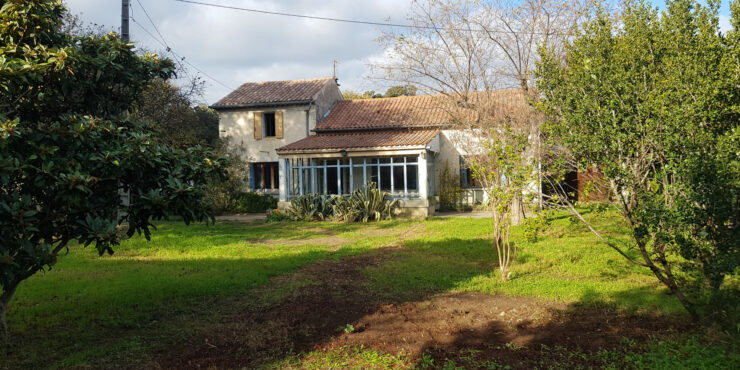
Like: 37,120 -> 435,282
312,123 -> 453,133
209,99 -> 314,110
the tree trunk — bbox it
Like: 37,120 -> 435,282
511,196 -> 524,226
0,283 -> 18,343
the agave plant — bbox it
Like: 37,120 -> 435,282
330,195 -> 361,222
285,193 -> 332,221
352,182 -> 398,222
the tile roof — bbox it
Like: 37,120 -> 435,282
212,77 -> 334,108
314,89 -> 527,132
276,129 -> 439,152
315,94 -> 450,132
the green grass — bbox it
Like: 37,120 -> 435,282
2,211 -> 736,368
365,212 -> 683,314
3,220 -> 411,368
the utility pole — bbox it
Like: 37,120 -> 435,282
121,0 -> 130,42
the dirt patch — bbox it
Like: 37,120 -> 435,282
327,293 -> 690,368
154,248 -> 691,369
154,248 -> 399,369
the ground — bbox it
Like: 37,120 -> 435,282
2,209 -> 738,369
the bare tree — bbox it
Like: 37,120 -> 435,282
372,0 -> 589,280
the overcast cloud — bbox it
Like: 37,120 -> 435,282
64,0 -> 414,104
64,1 -> 734,105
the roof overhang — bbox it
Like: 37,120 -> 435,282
277,147 -> 426,158
209,99 -> 313,110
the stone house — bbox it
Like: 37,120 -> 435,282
212,77 -> 517,217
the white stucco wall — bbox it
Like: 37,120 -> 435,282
218,106 -> 313,163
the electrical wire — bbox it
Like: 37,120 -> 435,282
132,2 -> 235,92
173,0 -> 571,36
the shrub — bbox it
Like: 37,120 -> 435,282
266,209 -> 291,222
285,193 -> 333,221
439,161 -> 463,211
350,182 -> 398,222
287,182 -> 398,222
521,209 -> 552,243
236,192 -> 277,213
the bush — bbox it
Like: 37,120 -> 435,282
286,182 -> 398,222
236,192 -> 277,213
439,161 -> 463,211
266,209 -> 291,222
521,209 -> 552,243
285,193 -> 333,221
331,182 -> 398,222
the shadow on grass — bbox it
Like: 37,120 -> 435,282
3,223 -> 700,369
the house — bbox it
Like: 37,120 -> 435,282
212,77 -> 524,217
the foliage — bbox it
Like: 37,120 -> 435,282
203,138 -> 250,213
341,85 -> 417,100
266,209 -> 290,222
0,0 -> 227,341
237,192 -> 278,213
438,161 -> 463,211
285,183 -> 398,222
331,182 -> 399,222
133,78 -> 219,149
383,84 -> 418,97
521,209 -> 552,243
286,194 -> 333,221
537,0 -> 740,319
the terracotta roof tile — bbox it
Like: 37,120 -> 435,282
315,89 -> 526,131
315,95 -> 449,131
277,129 -> 439,152
212,77 -> 334,108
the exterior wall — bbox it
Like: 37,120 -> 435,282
219,105 -> 311,163
313,79 -> 343,130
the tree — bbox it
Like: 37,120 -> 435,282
536,0 -> 739,319
374,0 -> 587,280
0,0 -> 227,341
383,84 -> 418,97
133,78 -> 219,148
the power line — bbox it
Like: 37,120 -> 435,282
131,2 -> 235,92
173,0 -> 570,36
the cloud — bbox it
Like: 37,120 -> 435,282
64,0 -> 413,103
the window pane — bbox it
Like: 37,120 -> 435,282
366,164 -> 378,186
392,156 -> 405,165
407,164 -> 418,191
352,166 -> 364,190
341,167 -> 351,194
326,166 -> 338,194
315,167 -> 325,195
380,166 -> 391,191
291,168 -> 299,195
406,155 -> 418,163
263,112 -> 276,137
379,157 -> 391,164
301,169 -> 311,195
393,166 -> 404,195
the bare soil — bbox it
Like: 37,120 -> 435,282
154,247 -> 691,369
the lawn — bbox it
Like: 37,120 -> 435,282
1,210 -> 737,369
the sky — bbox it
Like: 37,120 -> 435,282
63,0 -> 734,105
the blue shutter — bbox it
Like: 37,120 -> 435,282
249,165 -> 256,190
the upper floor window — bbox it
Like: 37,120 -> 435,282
253,111 -> 283,140
263,112 -> 276,137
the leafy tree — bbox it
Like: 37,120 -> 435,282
342,89 -> 382,99
383,84 -> 417,97
0,0 -> 227,341
537,0 -> 739,319
133,78 -> 219,148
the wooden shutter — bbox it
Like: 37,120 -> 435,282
253,112 -> 262,140
275,111 -> 284,139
